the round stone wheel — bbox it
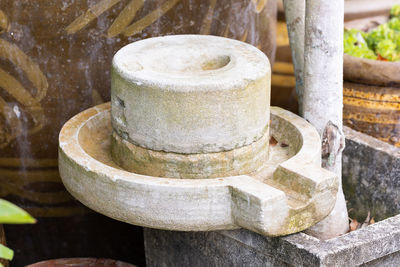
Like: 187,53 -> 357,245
111,35 -> 271,154
58,103 -> 339,236
111,130 -> 270,179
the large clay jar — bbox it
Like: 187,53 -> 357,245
271,17 -> 298,113
0,1 -> 277,265
344,0 -> 400,21
343,17 -> 400,147
26,258 -> 137,267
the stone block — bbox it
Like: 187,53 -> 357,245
111,35 -> 271,154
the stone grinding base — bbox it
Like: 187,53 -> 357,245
59,103 -> 338,236
110,129 -> 270,179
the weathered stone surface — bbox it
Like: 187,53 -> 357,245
362,251 -> 400,267
342,126 -> 400,221
111,129 -> 269,179
111,35 -> 271,154
59,103 -> 338,236
144,127 -> 400,266
145,213 -> 400,267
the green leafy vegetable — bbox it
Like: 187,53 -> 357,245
344,28 -> 377,60
344,4 -> 400,62
388,17 -> 400,31
390,4 -> 400,18
366,23 -> 395,49
376,39 -> 400,61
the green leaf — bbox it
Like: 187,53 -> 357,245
0,199 -> 36,224
390,4 -> 400,18
388,17 -> 400,31
0,244 -> 13,260
344,4 -> 400,62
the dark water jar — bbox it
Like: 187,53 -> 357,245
0,0 -> 276,265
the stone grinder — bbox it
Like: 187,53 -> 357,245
59,35 -> 338,236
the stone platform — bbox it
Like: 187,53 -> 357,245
144,127 -> 400,266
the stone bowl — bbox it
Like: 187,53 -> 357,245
343,16 -> 400,147
58,102 -> 338,236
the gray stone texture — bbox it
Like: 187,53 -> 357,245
144,126 -> 400,267
342,126 -> 400,221
145,214 -> 400,267
111,35 -> 271,154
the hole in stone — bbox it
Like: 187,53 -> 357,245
132,44 -> 232,75
201,55 -> 231,71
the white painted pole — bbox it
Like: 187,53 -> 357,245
302,0 -> 349,239
283,0 -> 349,239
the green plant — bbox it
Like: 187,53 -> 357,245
0,199 -> 36,266
344,4 -> 400,61
390,4 -> 400,17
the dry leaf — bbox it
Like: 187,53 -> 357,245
361,211 -> 371,228
349,218 -> 360,232
349,211 -> 375,232
269,136 -> 278,146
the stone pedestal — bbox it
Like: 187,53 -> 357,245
144,216 -> 400,267
144,126 -> 400,267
